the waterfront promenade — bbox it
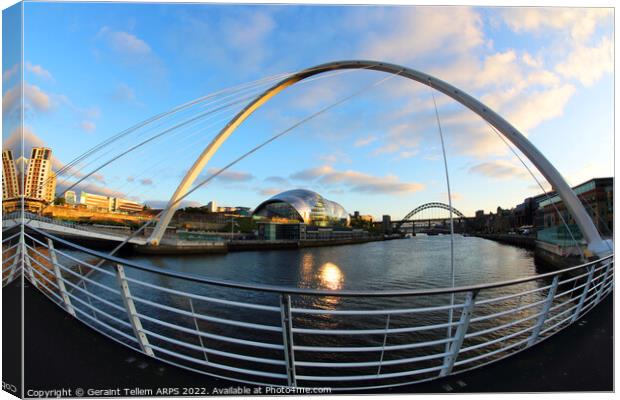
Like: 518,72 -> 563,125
15,277 -> 612,394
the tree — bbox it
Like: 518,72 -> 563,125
53,197 -> 66,206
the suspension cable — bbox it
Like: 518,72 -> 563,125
430,92 -> 457,352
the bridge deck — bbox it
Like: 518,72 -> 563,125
14,278 -> 612,394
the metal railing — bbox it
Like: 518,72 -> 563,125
11,224 -> 615,390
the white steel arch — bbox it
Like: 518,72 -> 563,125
148,60 -> 611,256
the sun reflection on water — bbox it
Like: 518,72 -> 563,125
319,262 -> 344,291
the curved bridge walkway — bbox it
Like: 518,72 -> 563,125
11,278 -> 611,394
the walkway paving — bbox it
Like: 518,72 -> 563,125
14,279 -> 613,396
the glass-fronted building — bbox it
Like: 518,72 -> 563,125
253,189 -> 350,227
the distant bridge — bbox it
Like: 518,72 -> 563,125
392,202 -> 467,233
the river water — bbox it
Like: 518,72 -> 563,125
126,234 -> 539,291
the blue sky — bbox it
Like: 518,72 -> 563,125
3,3 -> 614,219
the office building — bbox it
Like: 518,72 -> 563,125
2,150 -> 19,200
80,191 -> 114,211
24,147 -> 56,202
538,177 -> 613,235
115,198 -> 144,213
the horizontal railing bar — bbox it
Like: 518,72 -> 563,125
130,294 -> 282,332
586,275 -> 613,295
24,236 -> 116,278
292,319 -> 460,335
290,302 -> 466,316
23,232 -> 51,249
556,264 -> 607,286
28,275 -> 64,303
475,283 -> 552,306
548,296 -> 581,313
465,310 -> 543,339
2,242 -> 19,253
584,281 -> 613,304
27,259 -> 60,289
454,336 -> 529,367
148,344 -> 288,379
297,364 -> 444,382
53,262 -> 122,296
545,303 -> 580,324
553,281 -> 590,299
460,324 -> 536,353
295,351 -> 450,368
72,305 -> 140,344
2,253 -> 19,272
64,289 -> 133,329
540,313 -> 575,336
61,278 -> 127,313
123,275 -> 280,312
24,244 -> 53,264
140,328 -> 286,366
137,313 -> 285,350
25,225 -> 612,298
2,231 -> 21,243
2,233 -> 21,244
470,297 -> 547,323
293,336 -> 455,353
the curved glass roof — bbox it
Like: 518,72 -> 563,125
253,189 -> 350,227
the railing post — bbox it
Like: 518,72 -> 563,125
570,264 -> 596,323
279,294 -> 297,387
376,314 -> 391,376
594,260 -> 612,305
528,275 -> 559,346
439,290 -> 476,377
188,297 -> 209,362
47,239 -> 76,317
115,263 -> 154,356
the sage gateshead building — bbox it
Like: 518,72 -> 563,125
253,189 -> 360,241
253,189 -> 350,227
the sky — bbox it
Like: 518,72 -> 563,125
2,2 -> 614,220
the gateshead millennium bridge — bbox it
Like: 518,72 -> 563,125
3,60 -> 614,391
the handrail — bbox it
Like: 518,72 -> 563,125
25,225 -> 612,297
16,220 -> 615,391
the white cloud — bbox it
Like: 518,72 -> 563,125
3,63 -> 18,83
26,62 -> 53,80
354,135 -> 378,147
2,83 -> 52,114
290,164 -> 424,195
468,160 -> 530,180
80,120 -> 96,133
205,168 -> 254,183
98,27 -> 152,56
501,8 -> 612,42
556,37 -> 613,87
258,187 -> 283,197
264,176 -> 290,185
112,83 -> 137,102
360,7 -> 484,63
504,84 -> 576,133
374,122 -> 422,155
